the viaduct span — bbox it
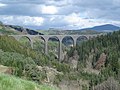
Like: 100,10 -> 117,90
9,34 -> 102,60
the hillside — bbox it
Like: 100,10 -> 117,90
0,23 -> 21,35
0,35 -> 70,89
0,21 -> 43,35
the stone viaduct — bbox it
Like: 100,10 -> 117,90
9,34 -> 102,60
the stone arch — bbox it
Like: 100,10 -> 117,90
37,36 -> 45,41
62,35 -> 74,47
10,36 -> 21,41
18,36 -> 33,48
48,36 -> 60,59
19,36 -> 32,42
33,35 -> 46,53
61,35 -> 75,60
48,36 -> 60,42
76,36 -> 88,45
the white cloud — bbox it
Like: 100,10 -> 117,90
0,15 -> 44,26
41,5 -> 58,14
0,0 -> 120,29
64,13 -> 81,24
44,0 -> 69,6
63,13 -> 109,29
0,3 -> 7,7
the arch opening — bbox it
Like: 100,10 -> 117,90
62,36 -> 74,47
62,36 -> 74,60
76,36 -> 88,45
48,36 -> 60,59
33,36 -> 45,53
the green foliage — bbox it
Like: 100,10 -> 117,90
67,46 -> 75,57
51,60 -> 70,74
0,49 -> 47,82
53,74 -> 63,85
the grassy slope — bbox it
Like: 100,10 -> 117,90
0,74 -> 58,90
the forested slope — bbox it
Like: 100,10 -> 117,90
68,30 -> 120,89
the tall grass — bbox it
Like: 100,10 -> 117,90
0,74 -> 59,90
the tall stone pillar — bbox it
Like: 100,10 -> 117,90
30,40 -> 34,49
45,39 -> 48,55
72,36 -> 78,47
58,39 -> 62,61
73,38 -> 77,47
86,36 -> 90,40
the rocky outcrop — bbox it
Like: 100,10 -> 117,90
69,50 -> 79,69
94,53 -> 107,70
83,54 -> 100,75
37,66 -> 63,84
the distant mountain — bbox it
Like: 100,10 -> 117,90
0,21 -> 43,35
80,24 -> 120,32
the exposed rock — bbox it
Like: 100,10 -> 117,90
83,54 -> 100,75
69,50 -> 79,69
0,65 -> 13,74
37,65 -> 43,71
94,53 -> 107,70
37,66 -> 63,84
83,68 -> 100,75
86,54 -> 94,68
44,66 -> 63,84
58,80 -> 81,90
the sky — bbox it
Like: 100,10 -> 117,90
0,0 -> 120,30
